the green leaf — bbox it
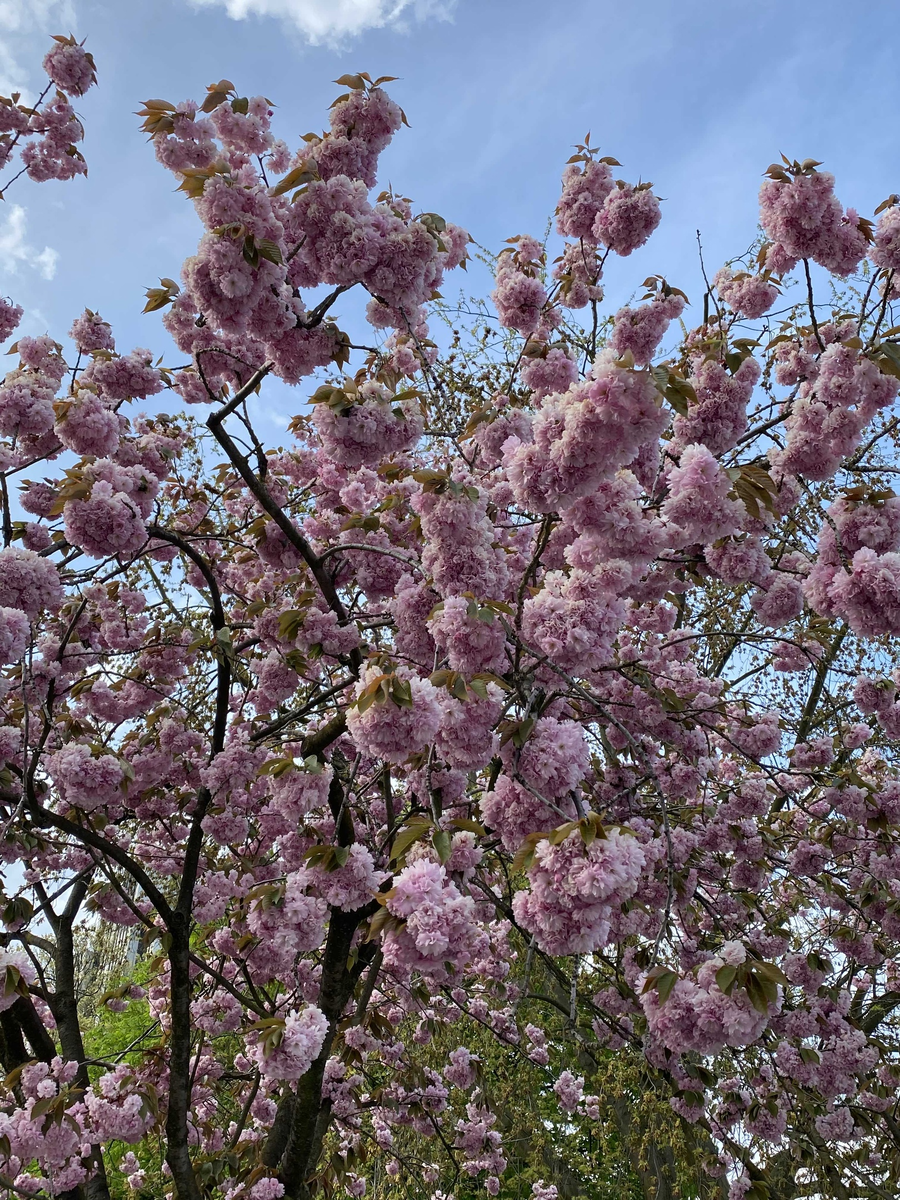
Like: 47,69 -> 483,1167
257,238 -> 283,264
142,278 -> 180,313
433,829 -> 451,864
449,818 -> 486,836
511,830 -> 548,873
305,845 -> 336,871
390,676 -> 414,709
753,960 -> 789,986
390,817 -> 432,864
271,162 -> 318,197
177,165 -> 227,198
656,969 -> 679,1005
200,80 -> 235,112
366,905 -> 403,942
745,972 -> 771,1015
715,964 -> 738,995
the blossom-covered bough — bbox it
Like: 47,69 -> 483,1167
3,36 -> 900,1200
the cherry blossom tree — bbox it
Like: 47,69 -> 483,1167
3,32 -> 900,1200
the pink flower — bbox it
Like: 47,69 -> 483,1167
0,546 -> 63,618
773,343 -> 898,482
641,955 -> 778,1056
444,1046 -> 478,1089
84,1067 -> 155,1145
492,263 -> 547,335
68,309 -> 114,353
413,484 -> 509,601
553,241 -> 604,308
499,716 -> 589,799
42,38 -> 96,96
211,95 -> 274,158
673,356 -> 760,456
64,479 -> 148,559
82,349 -> 162,402
47,743 -> 124,812
759,166 -> 865,276
731,711 -> 782,759
522,568 -> 627,675
507,353 -> 667,512
0,372 -> 57,439
750,571 -> 804,628
314,390 -> 423,469
714,268 -> 779,319
383,860 -> 487,982
429,597 -> 507,675
520,349 -> 577,400
662,444 -> 743,544
556,160 -> 614,240
315,85 -> 402,188
437,687 -> 501,771
0,607 -> 29,663
871,204 -> 900,273
0,297 -> 23,344
347,668 -> 442,764
513,828 -> 644,955
828,548 -> 900,636
390,576 -> 438,667
593,183 -> 661,256
55,392 -> 121,457
481,775 -> 576,853
308,844 -> 386,912
705,536 -> 772,586
553,1070 -> 584,1114
252,1007 -> 328,1081
0,950 -> 36,1013
609,293 -> 684,366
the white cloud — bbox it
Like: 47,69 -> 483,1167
0,0 -> 77,96
188,0 -> 453,45
0,205 -> 58,280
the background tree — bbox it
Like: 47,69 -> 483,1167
2,35 -> 900,1200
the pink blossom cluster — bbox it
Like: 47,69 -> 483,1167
47,742 -> 124,812
772,343 -> 898,482
513,829 -> 645,954
383,859 -> 487,982
347,668 -> 442,763
506,352 -> 667,513
42,38 -> 97,96
252,1006 -> 329,1081
413,483 -> 509,601
662,443 -> 743,544
713,268 -> 779,319
492,239 -> 548,335
315,389 -> 424,468
609,292 -> 685,366
0,607 -> 29,664
0,546 -> 63,619
672,355 -> 760,456
642,944 -> 779,1055
759,166 -> 868,277
83,1066 -> 156,1144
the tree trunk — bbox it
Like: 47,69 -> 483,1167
51,889 -> 113,1200
165,916 -> 202,1200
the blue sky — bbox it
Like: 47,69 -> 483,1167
2,0 -> 899,397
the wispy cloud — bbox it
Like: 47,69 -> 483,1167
187,0 -> 454,45
0,205 -> 58,280
0,0 -> 77,95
